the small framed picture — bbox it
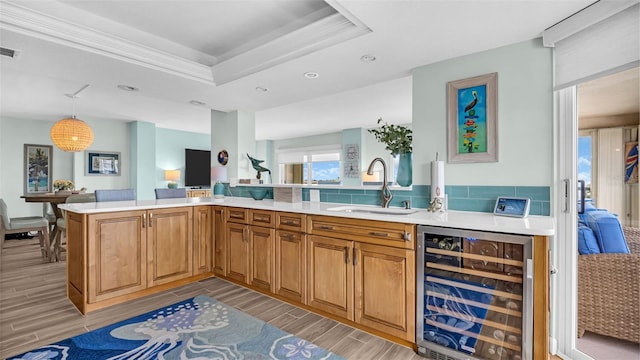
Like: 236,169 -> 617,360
447,72 -> 498,163
217,150 -> 229,165
85,151 -> 121,176
24,144 -> 53,194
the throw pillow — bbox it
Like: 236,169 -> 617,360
577,224 -> 601,254
587,211 -> 630,254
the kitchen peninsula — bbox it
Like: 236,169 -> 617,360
60,197 -> 554,358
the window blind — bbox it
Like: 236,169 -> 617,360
544,2 -> 639,89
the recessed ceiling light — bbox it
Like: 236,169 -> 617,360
255,86 -> 268,92
117,84 -> 139,92
360,54 -> 376,62
304,72 -> 319,79
189,100 -> 206,106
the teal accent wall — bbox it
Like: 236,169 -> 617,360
130,121 -> 156,200
156,127 -> 210,189
412,39 -> 554,187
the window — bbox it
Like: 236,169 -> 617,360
578,132 -> 594,200
277,146 -> 341,185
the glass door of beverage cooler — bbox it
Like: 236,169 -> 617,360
416,226 -> 533,360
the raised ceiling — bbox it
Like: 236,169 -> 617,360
1,0 -> 603,140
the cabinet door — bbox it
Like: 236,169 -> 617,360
194,206 -> 212,274
147,207 -> 193,287
354,242 -> 415,341
213,207 -> 226,276
88,210 -> 147,303
307,235 -> 353,320
275,230 -> 306,303
249,225 -> 275,292
226,222 -> 249,283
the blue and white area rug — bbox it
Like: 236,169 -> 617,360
10,295 -> 344,360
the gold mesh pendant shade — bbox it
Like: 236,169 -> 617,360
50,116 -> 94,152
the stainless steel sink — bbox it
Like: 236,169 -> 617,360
326,205 -> 419,215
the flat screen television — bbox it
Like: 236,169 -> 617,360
185,148 -> 211,188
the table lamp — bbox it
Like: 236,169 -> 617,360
211,166 -> 227,199
164,170 -> 181,188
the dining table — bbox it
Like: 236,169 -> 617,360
20,192 -> 77,261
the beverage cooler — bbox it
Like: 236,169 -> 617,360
416,226 -> 533,360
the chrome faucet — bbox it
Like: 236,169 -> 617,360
367,157 -> 392,208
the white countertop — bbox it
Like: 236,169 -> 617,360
60,197 -> 555,236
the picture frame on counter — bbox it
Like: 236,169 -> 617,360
447,72 -> 498,164
85,150 -> 121,176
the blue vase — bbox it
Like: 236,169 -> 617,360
397,152 -> 412,187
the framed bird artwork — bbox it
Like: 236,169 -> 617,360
447,72 -> 498,163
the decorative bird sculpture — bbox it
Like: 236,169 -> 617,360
464,91 -> 478,113
247,153 -> 271,180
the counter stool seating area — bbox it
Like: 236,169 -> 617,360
577,203 -> 640,344
155,188 -> 187,199
0,198 -> 51,261
95,189 -> 136,202
52,193 -> 96,261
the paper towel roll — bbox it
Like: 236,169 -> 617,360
431,160 -> 445,201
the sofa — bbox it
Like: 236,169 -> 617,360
577,204 -> 639,343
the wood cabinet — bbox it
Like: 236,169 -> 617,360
213,206 -> 226,276
193,206 -> 212,275
224,208 -> 276,292
87,210 -> 147,303
307,215 -> 416,341
67,206 -> 210,314
147,207 -> 193,287
275,212 -> 307,303
86,207 -> 194,301
308,235 -> 353,319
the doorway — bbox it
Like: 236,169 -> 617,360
574,67 -> 640,359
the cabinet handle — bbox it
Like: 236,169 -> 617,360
403,232 -> 412,241
344,247 -> 350,264
353,248 -> 357,266
319,225 -> 335,230
281,233 -> 294,240
369,231 -> 389,237
149,213 -> 153,227
283,220 -> 296,225
142,213 -> 146,228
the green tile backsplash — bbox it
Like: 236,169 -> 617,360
228,184 -> 551,215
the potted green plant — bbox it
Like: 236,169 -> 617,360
368,118 -> 413,186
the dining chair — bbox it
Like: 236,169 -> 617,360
154,188 -> 187,199
53,193 -> 96,261
95,189 -> 136,202
0,198 -> 51,261
43,203 -> 57,234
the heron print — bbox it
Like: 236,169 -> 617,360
457,85 -> 487,154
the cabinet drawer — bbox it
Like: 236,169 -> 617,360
250,209 -> 275,227
276,212 -> 306,232
226,207 -> 249,224
308,215 -> 415,250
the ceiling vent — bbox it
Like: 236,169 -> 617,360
0,47 -> 20,59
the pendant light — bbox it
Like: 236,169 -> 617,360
50,84 -> 94,152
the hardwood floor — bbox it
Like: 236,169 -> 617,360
0,238 -> 423,360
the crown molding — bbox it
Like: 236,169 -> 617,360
0,2 -> 215,85
211,9 -> 371,85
